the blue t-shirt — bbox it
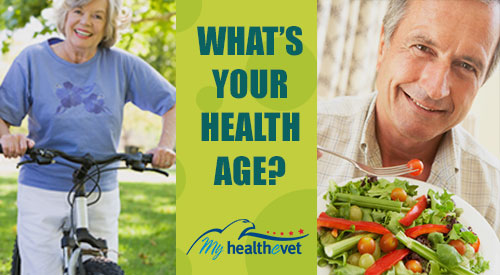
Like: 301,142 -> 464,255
0,38 -> 176,191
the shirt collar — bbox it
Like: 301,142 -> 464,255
428,128 -> 461,189
359,92 -> 382,167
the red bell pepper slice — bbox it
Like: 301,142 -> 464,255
471,237 -> 480,252
405,224 -> 450,238
399,195 -> 427,227
365,248 -> 410,275
317,212 -> 391,235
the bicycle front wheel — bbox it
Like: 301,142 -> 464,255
78,257 -> 124,275
11,237 -> 21,275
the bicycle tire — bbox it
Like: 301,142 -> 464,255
77,257 -> 124,275
11,237 -> 21,275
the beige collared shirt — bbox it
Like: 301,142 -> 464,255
318,92 -> 500,239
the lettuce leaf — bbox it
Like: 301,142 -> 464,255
385,211 -> 405,234
371,209 -> 386,223
447,224 -> 478,244
361,207 -> 373,222
366,178 -> 417,199
331,263 -> 365,275
413,208 -> 434,226
436,244 -> 462,267
470,254 -> 490,273
428,189 -> 455,213
428,260 -> 442,275
428,232 -> 445,249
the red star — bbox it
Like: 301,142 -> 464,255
280,232 -> 284,236
299,229 -> 304,234
267,231 -> 269,234
289,231 -> 294,236
273,232 -> 276,235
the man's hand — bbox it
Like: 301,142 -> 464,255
147,146 -> 176,169
317,149 -> 323,160
0,134 -> 35,158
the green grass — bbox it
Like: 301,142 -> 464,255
0,177 -> 17,275
0,177 -> 175,274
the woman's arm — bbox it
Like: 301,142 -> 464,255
158,104 -> 176,149
148,104 -> 176,168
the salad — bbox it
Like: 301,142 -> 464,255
317,177 -> 490,275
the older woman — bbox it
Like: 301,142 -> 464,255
0,0 -> 175,273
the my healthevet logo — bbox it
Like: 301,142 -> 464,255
186,219 -> 308,260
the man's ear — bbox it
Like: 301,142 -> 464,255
376,26 -> 386,70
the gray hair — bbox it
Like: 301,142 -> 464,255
382,0 -> 500,82
55,0 -> 129,48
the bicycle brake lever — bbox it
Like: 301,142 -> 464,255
126,153 -> 144,170
15,149 -> 55,168
26,148 -> 56,165
144,167 -> 169,177
130,162 -> 146,172
34,155 -> 54,165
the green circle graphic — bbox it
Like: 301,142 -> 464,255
176,248 -> 192,275
196,86 -> 223,112
176,0 -> 202,32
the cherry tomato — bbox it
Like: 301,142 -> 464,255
471,237 -> 480,253
391,187 -> 407,202
380,233 -> 399,253
405,260 -> 423,273
357,237 -> 376,254
449,239 -> 466,255
407,159 -> 424,176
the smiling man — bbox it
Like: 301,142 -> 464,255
318,0 -> 500,238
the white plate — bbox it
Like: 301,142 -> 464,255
317,177 -> 500,275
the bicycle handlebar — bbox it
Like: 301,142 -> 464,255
0,144 -> 167,176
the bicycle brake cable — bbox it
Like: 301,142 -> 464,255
84,160 -> 102,206
85,167 -> 128,180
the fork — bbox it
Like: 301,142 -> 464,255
317,145 -> 418,177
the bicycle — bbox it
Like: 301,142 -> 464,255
0,145 -> 168,275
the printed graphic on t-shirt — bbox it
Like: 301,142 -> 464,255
55,81 -> 110,114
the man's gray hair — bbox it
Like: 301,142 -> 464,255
382,0 -> 500,82
55,0 -> 129,48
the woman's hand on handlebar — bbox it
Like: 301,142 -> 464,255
147,146 -> 176,169
0,134 -> 35,158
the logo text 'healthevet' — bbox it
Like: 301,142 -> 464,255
187,219 -> 307,260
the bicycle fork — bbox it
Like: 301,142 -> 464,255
62,192 -> 108,275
